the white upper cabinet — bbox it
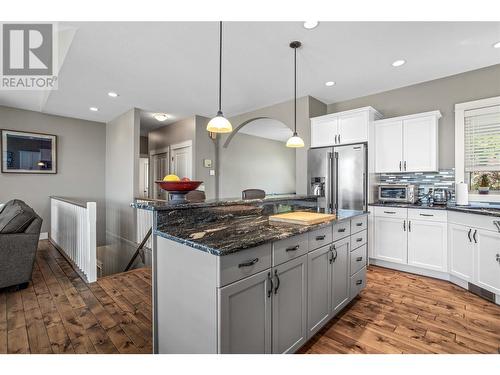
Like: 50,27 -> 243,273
310,107 -> 381,148
374,111 -> 441,173
374,120 -> 403,173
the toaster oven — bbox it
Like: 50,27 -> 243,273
378,184 -> 418,203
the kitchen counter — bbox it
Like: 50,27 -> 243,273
369,202 -> 500,217
154,202 -> 366,256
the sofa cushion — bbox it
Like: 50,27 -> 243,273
0,200 -> 37,234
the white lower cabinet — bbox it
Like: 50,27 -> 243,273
475,229 -> 500,294
408,219 -> 447,272
374,216 -> 407,264
331,237 -> 350,314
218,269 -> 272,354
448,223 -> 474,282
272,255 -> 307,354
307,244 -> 332,337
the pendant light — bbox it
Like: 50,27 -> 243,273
207,21 -> 233,133
286,41 -> 305,148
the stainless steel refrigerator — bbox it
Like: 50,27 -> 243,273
308,143 -> 367,212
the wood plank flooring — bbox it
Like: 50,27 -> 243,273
299,266 -> 500,354
1,241 -> 499,354
0,240 -> 152,354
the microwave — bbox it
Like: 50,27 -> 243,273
378,184 -> 418,203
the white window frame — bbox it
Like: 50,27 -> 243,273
455,95 -> 500,202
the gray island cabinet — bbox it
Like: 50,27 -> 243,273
154,212 -> 368,354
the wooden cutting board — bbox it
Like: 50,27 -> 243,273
269,211 -> 336,225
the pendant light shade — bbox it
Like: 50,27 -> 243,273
207,21 -> 232,133
286,41 -> 304,148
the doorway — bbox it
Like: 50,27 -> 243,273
170,141 -> 193,180
151,151 -> 169,200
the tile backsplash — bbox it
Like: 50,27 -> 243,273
377,169 -> 456,202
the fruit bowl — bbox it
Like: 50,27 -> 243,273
155,180 -> 203,203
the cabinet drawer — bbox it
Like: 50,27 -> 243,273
350,230 -> 367,250
351,215 -> 367,234
373,206 -> 407,219
272,233 -> 309,266
333,220 -> 351,241
448,211 -> 500,233
350,245 -> 367,276
350,266 -> 367,299
308,225 -> 333,251
218,243 -> 272,287
407,209 -> 447,222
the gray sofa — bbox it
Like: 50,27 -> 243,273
0,200 -> 42,290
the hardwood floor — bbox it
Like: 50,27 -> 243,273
0,240 -> 152,354
299,266 -> 500,354
1,241 -> 499,354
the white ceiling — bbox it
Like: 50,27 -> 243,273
238,118 -> 292,142
1,22 -> 500,127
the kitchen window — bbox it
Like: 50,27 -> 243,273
456,96 -> 500,201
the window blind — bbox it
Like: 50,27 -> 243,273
464,105 -> 500,172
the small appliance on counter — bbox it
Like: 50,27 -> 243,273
378,184 -> 418,203
431,188 -> 451,205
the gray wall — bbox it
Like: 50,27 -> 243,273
218,132 -> 296,199
327,64 -> 500,169
105,108 -> 140,248
139,136 -> 149,156
194,116 -> 217,200
148,117 -> 196,153
225,96 -> 325,196
0,106 -> 106,244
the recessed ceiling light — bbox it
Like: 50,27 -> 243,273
89,107 -> 99,112
392,59 -> 406,67
325,81 -> 336,87
153,113 -> 170,122
303,21 -> 319,30
108,91 -> 119,98
493,41 -> 500,49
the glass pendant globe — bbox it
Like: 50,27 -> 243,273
207,114 -> 233,133
286,132 -> 305,148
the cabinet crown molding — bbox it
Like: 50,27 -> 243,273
310,106 -> 382,122
373,110 -> 442,125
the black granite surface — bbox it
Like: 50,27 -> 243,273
132,194 -> 318,211
154,203 -> 367,256
369,202 -> 500,217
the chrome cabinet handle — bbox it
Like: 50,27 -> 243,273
473,229 -> 477,244
356,222 -> 363,227
408,220 -> 411,232
334,134 -> 338,144
274,269 -> 280,294
238,258 -> 259,268
356,256 -> 363,262
286,245 -> 300,252
338,134 -> 341,143
404,161 -> 407,171
403,220 -> 406,231
467,228 -> 472,242
316,235 -> 326,241
399,161 -> 402,171
420,213 -> 434,217
356,237 -> 363,242
267,272 -> 273,298
384,211 -> 396,214
356,280 -> 363,285
338,228 -> 346,233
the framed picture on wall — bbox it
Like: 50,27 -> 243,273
1,129 -> 57,174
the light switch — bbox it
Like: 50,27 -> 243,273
209,170 -> 216,176
203,159 -> 213,168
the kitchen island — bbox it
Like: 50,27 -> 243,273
133,196 -> 368,353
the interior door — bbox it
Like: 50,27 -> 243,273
171,145 -> 192,180
374,216 -> 408,264
403,116 -> 438,172
338,111 -> 368,145
448,224 -> 474,282
152,152 -> 169,200
408,219 -> 447,272
272,255 -> 307,354
331,238 -> 350,315
307,245 -> 332,337
374,120 -> 403,173
138,157 -> 149,198
475,229 -> 500,294
218,269 -> 272,354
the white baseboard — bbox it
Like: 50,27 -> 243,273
39,232 -> 48,240
369,258 -> 450,281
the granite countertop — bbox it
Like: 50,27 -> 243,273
155,205 -> 367,256
369,202 -> 500,217
132,194 -> 318,211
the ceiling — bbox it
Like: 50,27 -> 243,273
238,118 -> 292,142
1,22 -> 500,127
